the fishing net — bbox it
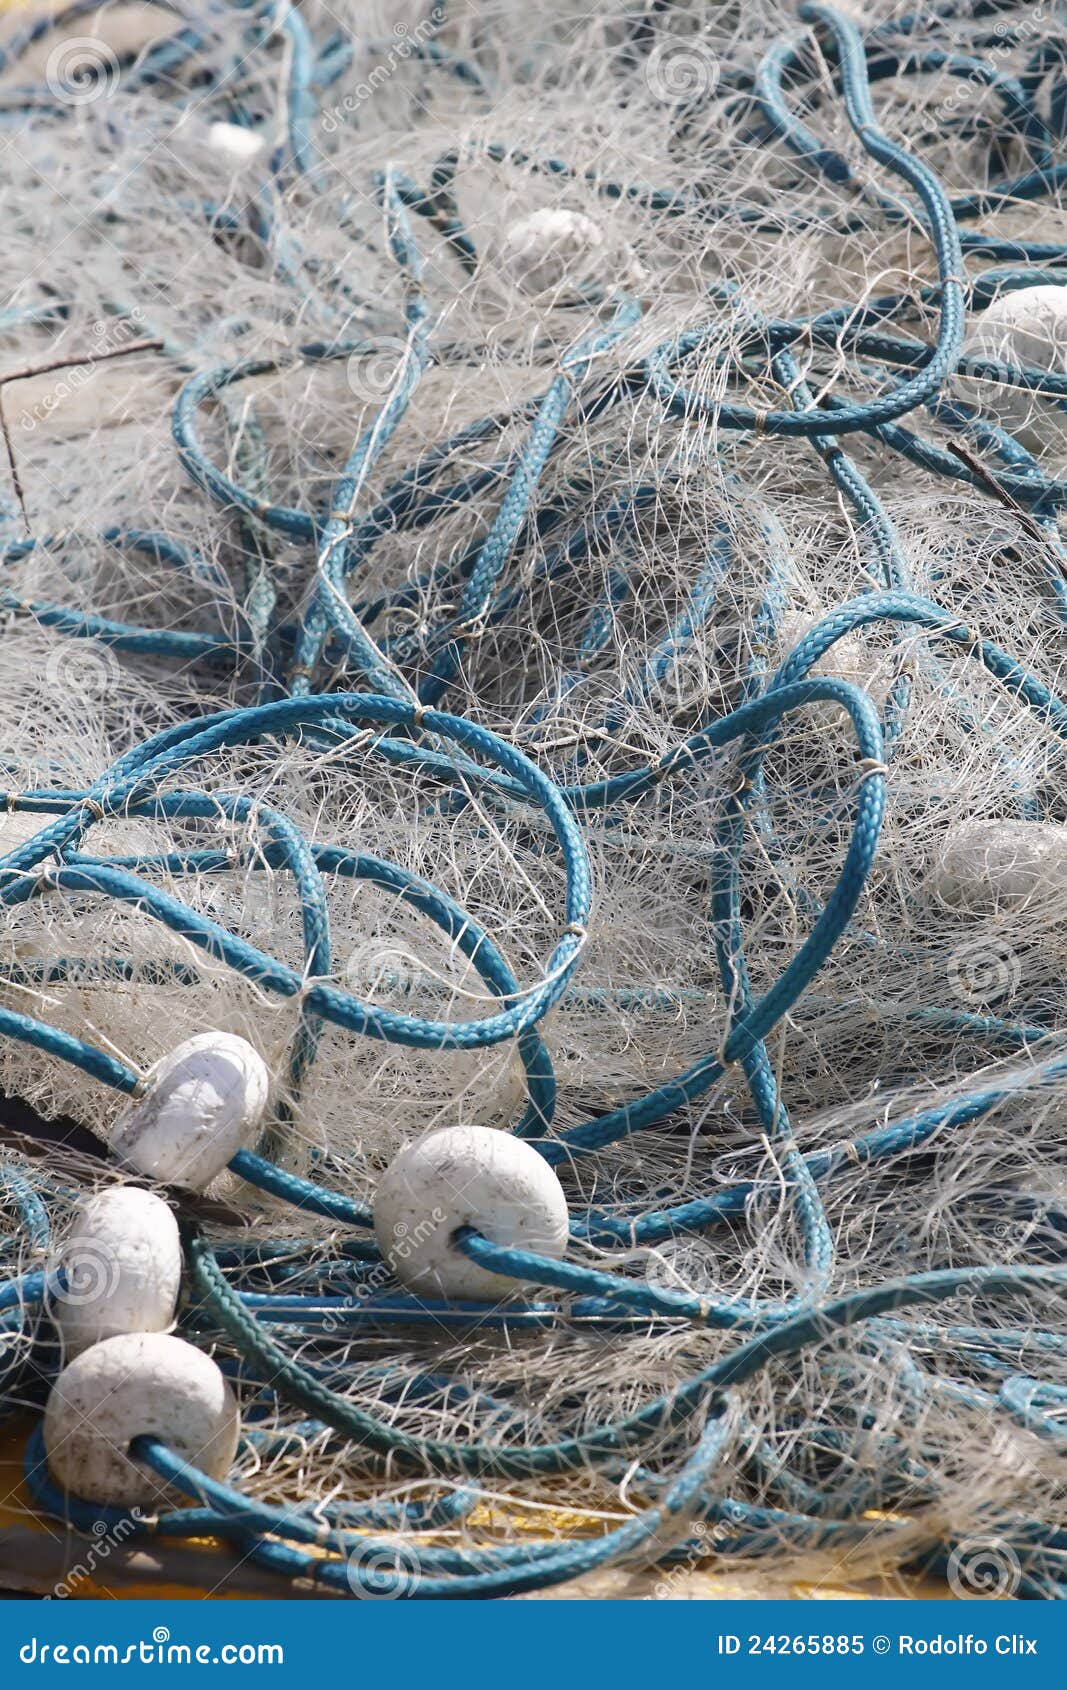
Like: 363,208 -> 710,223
0,0 -> 1063,1599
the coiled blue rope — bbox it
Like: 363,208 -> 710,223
1,0 -> 1065,1600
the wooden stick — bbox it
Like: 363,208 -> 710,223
0,336 -> 164,534
946,437 -> 1067,585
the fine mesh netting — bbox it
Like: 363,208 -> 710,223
0,0 -> 1063,1600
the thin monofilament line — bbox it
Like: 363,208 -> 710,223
0,0 -> 1062,1600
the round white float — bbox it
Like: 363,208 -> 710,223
929,818 -> 1067,912
373,1124 -> 570,1300
44,1332 -> 240,1507
112,1031 -> 270,1192
970,285 -> 1067,371
956,285 -> 1067,450
51,1186 -> 181,1359
499,208 -> 607,297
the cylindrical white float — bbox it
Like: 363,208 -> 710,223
170,111 -> 266,170
51,1186 -> 181,1359
929,818 -> 1067,912
374,1124 -> 570,1299
44,1332 -> 240,1507
112,1031 -> 270,1192
206,122 -> 265,166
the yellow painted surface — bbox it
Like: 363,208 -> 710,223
0,1414 -> 953,1601
0,1415 -> 251,1600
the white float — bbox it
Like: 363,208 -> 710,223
499,208 -> 607,297
777,609 -> 892,717
51,1186 -> 181,1358
374,1124 -> 570,1299
956,284 -> 1067,450
169,111 -> 265,171
44,1332 -> 240,1507
112,1031 -> 270,1192
929,818 -> 1067,912
206,122 -> 265,166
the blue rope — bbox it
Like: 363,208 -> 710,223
2,0 -> 1066,1600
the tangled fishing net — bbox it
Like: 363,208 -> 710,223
0,0 -> 1064,1600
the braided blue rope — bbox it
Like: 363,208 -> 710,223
3,0 -> 1066,1599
